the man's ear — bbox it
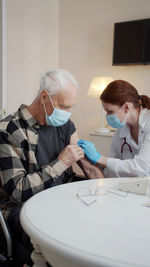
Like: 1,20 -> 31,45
40,90 -> 48,104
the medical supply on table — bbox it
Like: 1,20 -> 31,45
76,186 -> 127,206
118,177 -> 150,195
144,200 -> 150,207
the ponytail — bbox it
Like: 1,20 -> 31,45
139,95 -> 150,109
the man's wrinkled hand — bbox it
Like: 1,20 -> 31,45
58,145 -> 84,167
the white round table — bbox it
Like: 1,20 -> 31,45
20,178 -> 150,267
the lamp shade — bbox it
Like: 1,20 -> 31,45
87,77 -> 113,97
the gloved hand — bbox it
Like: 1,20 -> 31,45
77,139 -> 101,165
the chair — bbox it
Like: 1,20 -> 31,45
0,190 -> 32,267
0,201 -> 13,266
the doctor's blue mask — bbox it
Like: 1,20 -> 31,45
44,96 -> 71,127
105,104 -> 127,129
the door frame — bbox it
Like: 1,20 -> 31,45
0,0 -> 6,119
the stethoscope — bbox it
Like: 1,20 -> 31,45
121,137 -> 133,154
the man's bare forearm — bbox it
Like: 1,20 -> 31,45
77,158 -> 104,179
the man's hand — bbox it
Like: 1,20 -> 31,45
77,158 -> 104,179
58,145 -> 84,167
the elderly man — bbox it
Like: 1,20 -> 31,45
0,69 -> 103,266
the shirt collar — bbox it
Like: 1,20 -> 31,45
138,108 -> 149,129
18,104 -> 40,129
119,108 -> 148,139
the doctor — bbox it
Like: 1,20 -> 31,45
78,80 -> 150,178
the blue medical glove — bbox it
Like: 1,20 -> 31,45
77,139 -> 101,164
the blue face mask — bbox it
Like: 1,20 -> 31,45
44,96 -> 71,127
105,105 -> 127,129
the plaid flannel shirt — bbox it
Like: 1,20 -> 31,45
0,104 -> 68,207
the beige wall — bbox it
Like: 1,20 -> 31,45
6,0 -> 59,114
59,0 -> 150,140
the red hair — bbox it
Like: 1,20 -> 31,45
100,80 -> 150,109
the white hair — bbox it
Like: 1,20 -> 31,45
39,69 -> 79,95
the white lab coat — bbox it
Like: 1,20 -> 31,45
104,108 -> 150,178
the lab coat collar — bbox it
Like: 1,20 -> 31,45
119,108 -> 148,139
138,108 -> 149,129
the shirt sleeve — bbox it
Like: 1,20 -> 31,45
105,128 -> 150,178
69,120 -> 76,136
63,119 -> 76,145
0,130 -> 67,203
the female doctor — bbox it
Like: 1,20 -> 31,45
78,80 -> 150,177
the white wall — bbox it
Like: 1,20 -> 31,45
6,0 -> 59,113
59,0 -> 150,139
